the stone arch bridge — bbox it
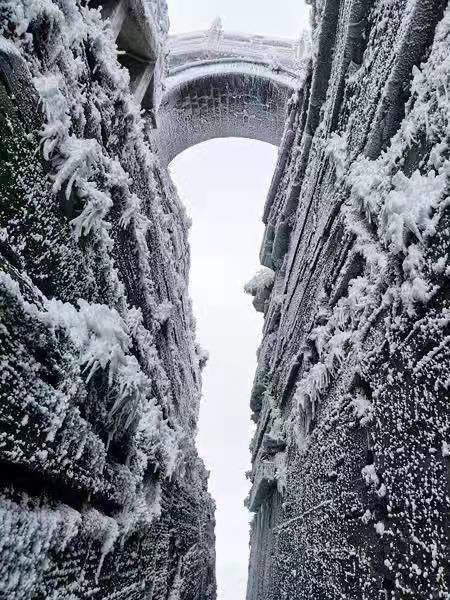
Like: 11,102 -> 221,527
156,28 -> 308,163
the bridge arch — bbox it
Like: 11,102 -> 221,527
156,66 -> 295,164
155,28 -> 307,164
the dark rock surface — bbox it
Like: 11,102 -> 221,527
0,2 -> 215,598
247,1 -> 449,599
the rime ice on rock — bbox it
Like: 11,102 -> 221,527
246,1 -> 449,599
0,1 -> 215,598
244,267 -> 276,313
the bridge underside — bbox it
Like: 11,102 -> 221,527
156,67 -> 295,164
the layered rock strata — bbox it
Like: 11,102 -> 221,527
247,1 -> 449,599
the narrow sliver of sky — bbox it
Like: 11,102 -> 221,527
168,0 -> 310,39
168,2 -> 310,599
170,139 -> 276,600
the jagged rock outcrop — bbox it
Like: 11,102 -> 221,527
0,1 -> 215,598
246,1 -> 449,599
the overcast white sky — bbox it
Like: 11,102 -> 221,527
171,140 -> 274,599
168,0 -> 310,38
168,2 -> 310,600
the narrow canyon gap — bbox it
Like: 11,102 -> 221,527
170,139 -> 277,600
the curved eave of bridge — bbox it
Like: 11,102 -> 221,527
156,62 -> 302,165
165,60 -> 300,90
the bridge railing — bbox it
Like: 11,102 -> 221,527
167,27 -> 311,78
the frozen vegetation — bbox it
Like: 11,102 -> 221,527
0,0 -> 448,599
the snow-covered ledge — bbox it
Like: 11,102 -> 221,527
246,460 -> 277,512
244,267 -> 275,313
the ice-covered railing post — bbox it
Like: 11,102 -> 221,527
295,30 -> 312,61
206,17 -> 223,55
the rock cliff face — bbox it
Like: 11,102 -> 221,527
0,1 -> 215,598
247,1 -> 449,599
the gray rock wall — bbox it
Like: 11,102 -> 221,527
0,1 -> 215,598
247,1 -> 449,598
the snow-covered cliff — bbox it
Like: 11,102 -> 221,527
247,1 -> 449,599
0,1 -> 215,598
